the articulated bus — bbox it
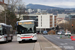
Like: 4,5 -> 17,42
0,23 -> 13,42
16,20 -> 37,43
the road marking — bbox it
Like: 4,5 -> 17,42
34,42 -> 41,50
60,43 -> 68,45
45,46 -> 60,49
57,37 -> 60,39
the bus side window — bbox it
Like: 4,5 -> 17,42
2,28 -> 7,34
34,26 -> 36,33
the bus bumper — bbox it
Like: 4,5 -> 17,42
0,38 -> 6,42
17,37 -> 37,41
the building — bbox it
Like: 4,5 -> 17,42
37,9 -> 41,13
36,14 -> 57,32
0,0 -> 7,13
28,9 -> 33,13
57,14 -> 67,24
59,14 -> 75,32
0,0 -> 4,3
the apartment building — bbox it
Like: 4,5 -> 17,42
37,14 -> 57,30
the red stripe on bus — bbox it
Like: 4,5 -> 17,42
21,36 -> 33,39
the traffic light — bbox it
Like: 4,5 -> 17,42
72,24 -> 73,27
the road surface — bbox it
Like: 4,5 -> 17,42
44,35 -> 75,50
0,35 -> 62,50
0,36 -> 35,50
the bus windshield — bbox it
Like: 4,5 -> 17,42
17,22 -> 36,34
0,27 -> 2,35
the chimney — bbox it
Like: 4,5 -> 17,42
3,0 -> 4,3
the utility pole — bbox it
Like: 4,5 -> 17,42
5,11 -> 6,24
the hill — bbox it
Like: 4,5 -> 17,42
27,4 -> 63,10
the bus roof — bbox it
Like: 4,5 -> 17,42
17,20 -> 35,22
0,23 -> 6,25
0,23 -> 12,27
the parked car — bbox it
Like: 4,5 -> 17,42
57,30 -> 65,35
43,30 -> 48,35
65,31 -> 71,36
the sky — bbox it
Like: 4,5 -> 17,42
22,0 -> 75,8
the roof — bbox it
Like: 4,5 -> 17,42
0,1 -> 5,4
57,14 -> 67,18
58,20 -> 69,25
17,20 -> 35,22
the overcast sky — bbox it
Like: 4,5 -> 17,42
22,0 -> 75,8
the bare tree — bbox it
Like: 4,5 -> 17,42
6,0 -> 21,12
6,0 -> 26,20
18,1 -> 26,20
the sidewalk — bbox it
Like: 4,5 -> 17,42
38,35 -> 62,50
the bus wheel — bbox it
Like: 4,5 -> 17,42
18,41 -> 22,43
34,40 -> 37,42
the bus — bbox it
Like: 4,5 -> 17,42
0,23 -> 13,42
16,20 -> 37,43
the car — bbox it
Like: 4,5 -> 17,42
57,30 -> 65,35
65,31 -> 71,36
43,30 -> 48,35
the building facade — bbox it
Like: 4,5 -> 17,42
37,14 -> 57,29
0,0 -> 7,13
0,0 -> 4,3
57,14 -> 67,24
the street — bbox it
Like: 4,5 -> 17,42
0,34 -> 75,50
0,35 -> 61,50
0,36 -> 35,50
44,35 -> 75,50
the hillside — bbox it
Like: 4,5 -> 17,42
27,4 -> 63,10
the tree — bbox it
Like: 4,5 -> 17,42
0,10 -> 19,29
6,0 -> 26,20
6,0 -> 21,12
18,2 -> 26,19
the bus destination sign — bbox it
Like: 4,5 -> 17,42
18,22 -> 33,25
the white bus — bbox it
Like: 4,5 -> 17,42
16,20 -> 37,43
0,23 -> 13,42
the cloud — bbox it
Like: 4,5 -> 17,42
23,0 -> 75,8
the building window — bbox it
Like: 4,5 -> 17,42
55,16 -> 57,18
54,24 -> 56,27
50,19 -> 52,22
50,25 -> 52,27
